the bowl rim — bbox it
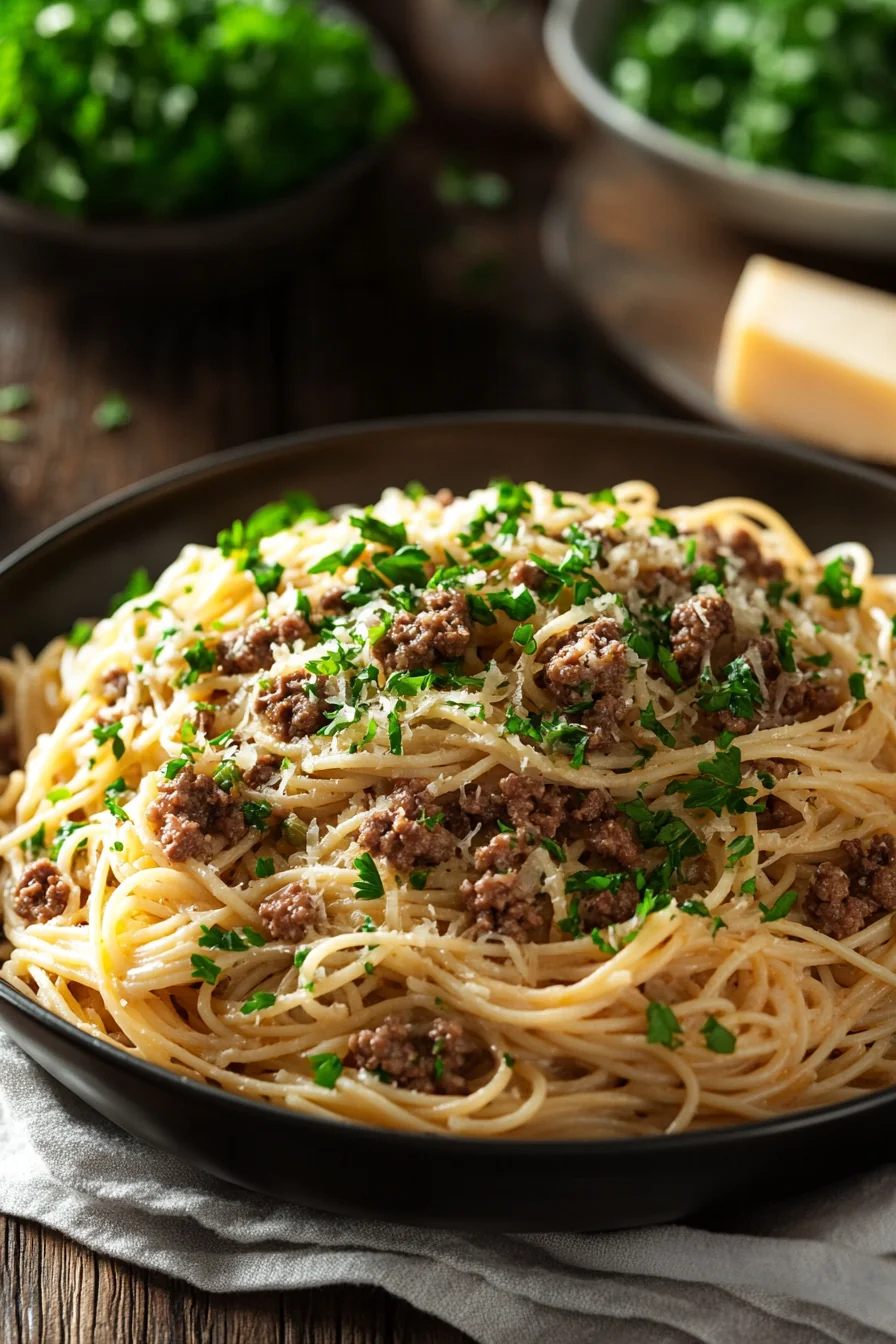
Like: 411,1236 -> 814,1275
4,408 -> 896,1154
544,0 -> 896,216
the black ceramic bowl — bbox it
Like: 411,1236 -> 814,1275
2,413 -> 896,1232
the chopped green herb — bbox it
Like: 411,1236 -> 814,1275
405,480 -> 426,501
309,1052 -> 343,1088
308,542 -> 365,576
759,889 -> 798,923
696,656 -> 762,724
0,384 -> 30,413
353,852 -> 384,900
68,619 -> 93,648
436,162 -> 511,209
47,787 -> 70,803
50,820 -> 87,860
649,516 -> 678,538
241,991 -> 276,1015
726,835 -> 754,867
502,1051 -> 515,1068
92,719 -> 124,760
190,954 -> 220,985
409,869 -> 428,890
349,510 -> 407,551
374,545 -> 430,588
805,652 -> 832,668
467,594 -> 497,626
741,877 -> 757,896
668,742 -> 764,818
255,856 -> 275,878
849,672 -> 867,701
639,701 -> 675,748
775,620 -> 796,674
541,836 -> 566,863
512,623 -> 537,655
489,586 -> 536,621
21,824 -> 45,858
109,567 -> 152,615
701,1015 -> 736,1054
646,1000 -> 683,1050
590,488 -> 617,505
657,645 -> 682,686
241,799 -> 272,829
816,556 -> 862,609
387,710 -> 402,755
93,393 -> 131,431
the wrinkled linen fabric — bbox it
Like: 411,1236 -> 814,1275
1,1032 -> 894,1344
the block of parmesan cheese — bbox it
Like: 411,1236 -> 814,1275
715,255 -> 896,463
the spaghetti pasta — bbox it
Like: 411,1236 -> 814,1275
2,478 -> 896,1139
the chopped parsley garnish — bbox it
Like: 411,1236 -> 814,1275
701,1016 -> 736,1054
489,586 -> 536,621
420,810 -> 445,831
190,954 -> 221,985
691,561 -> 725,592
255,856 -> 275,878
108,566 -> 152,615
816,556 -> 862,609
50,820 -> 87,860
294,947 -> 310,968
384,669 -> 434,697
241,991 -> 276,1015
21,824 -> 45,858
775,620 -> 796,674
213,761 -> 242,793
104,777 -> 129,822
409,869 -> 428,890
639,701 -> 675,748
512,623 -> 537,655
759,889 -> 798,922
741,877 -> 757,895
680,898 -> 726,936
766,579 -> 788,608
387,710 -> 402,755
349,510 -> 407,551
47,787 -> 70,803
310,1053 -> 343,1088
668,742 -> 764,817
646,1001 -> 683,1050
649,516 -> 678,538
696,656 -> 763,723
353,853 -> 385,900
849,672 -> 867,701
541,837 -> 566,863
656,645 -> 682,686
183,640 -> 216,683
374,545 -> 430,588
241,799 -> 272,829
467,594 -> 497,626
248,559 -> 284,597
0,383 -> 30,413
805,652 -> 832,668
590,488 -> 616,505
68,619 -> 93,648
726,835 -> 754,867
405,480 -> 426,501
93,393 -> 132,431
503,1052 -> 516,1068
91,719 -> 124,760
199,924 -> 264,952
163,758 -> 189,780
308,542 -> 365,575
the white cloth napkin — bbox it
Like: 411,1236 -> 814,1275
1,1030 -> 894,1344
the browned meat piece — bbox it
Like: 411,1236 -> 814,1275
258,882 -> 321,942
566,789 -> 640,867
777,679 -> 840,725
843,833 -> 896,911
147,765 -> 247,862
582,696 -> 627,751
376,588 -> 471,671
579,879 -> 640,932
728,529 -> 785,583
759,796 -> 802,830
804,862 -> 875,940
13,858 -> 72,924
435,488 -> 454,506
194,707 -> 216,738
357,779 -> 455,871
347,1014 -> 473,1094
244,754 -> 282,789
499,774 -> 565,839
217,612 -> 309,675
507,559 -> 546,591
670,594 -> 734,683
542,617 -> 628,706
636,565 -> 686,596
101,668 -> 129,703
570,788 -> 616,823
319,587 -> 347,613
255,672 -> 327,740
461,829 -> 550,942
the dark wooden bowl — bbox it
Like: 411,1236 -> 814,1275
1,412 -> 895,1230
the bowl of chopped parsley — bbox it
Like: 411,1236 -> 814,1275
0,0 -> 413,258
545,0 -> 896,256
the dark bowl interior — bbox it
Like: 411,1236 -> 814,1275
2,412 -> 896,1231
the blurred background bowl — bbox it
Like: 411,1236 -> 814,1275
544,0 -> 896,257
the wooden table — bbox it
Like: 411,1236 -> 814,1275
0,111 -> 666,1343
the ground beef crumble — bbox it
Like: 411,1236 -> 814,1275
542,617 -> 628,706
101,668 -> 129,703
357,779 -> 455,871
579,880 -> 640,932
507,559 -> 545,591
346,1014 -> 474,1094
258,882 -> 321,942
255,672 -> 327,740
670,594 -> 734,683
13,858 -> 72,924
375,588 -> 471,671
147,765 -> 247,862
244,754 -> 282,789
217,613 -> 309,675
805,832 -> 896,939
